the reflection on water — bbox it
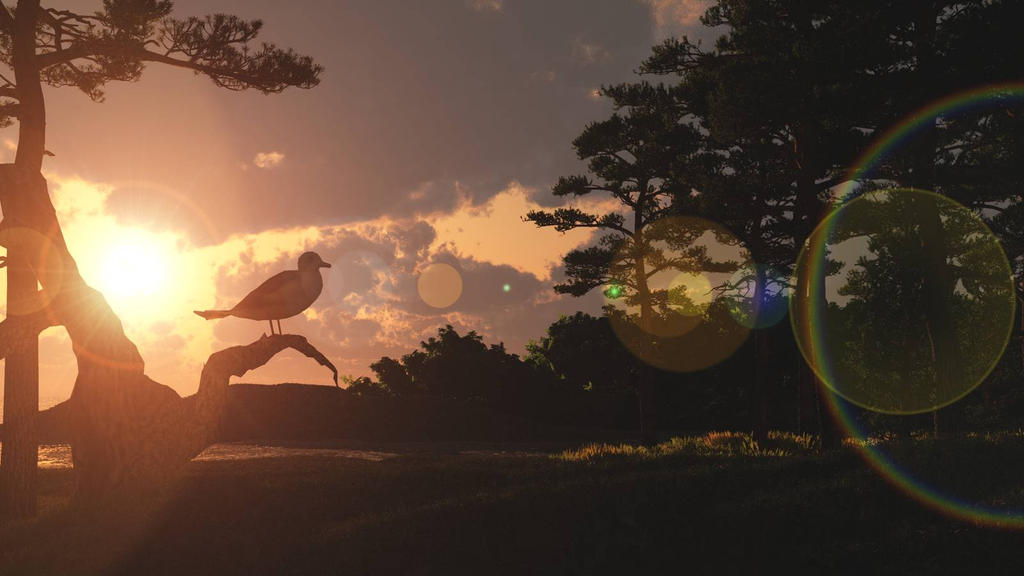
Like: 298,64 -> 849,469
39,444 -> 73,469
1,440 -> 602,469
197,444 -> 396,463
0,442 -> 399,469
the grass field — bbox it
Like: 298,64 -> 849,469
3,433 -> 1024,575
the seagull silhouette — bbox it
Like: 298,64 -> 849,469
195,251 -> 331,335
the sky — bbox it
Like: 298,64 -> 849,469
0,0 -> 717,407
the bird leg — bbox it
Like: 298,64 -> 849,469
276,319 -> 283,334
268,320 -> 275,335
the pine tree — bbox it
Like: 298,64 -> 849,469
527,82 -> 732,443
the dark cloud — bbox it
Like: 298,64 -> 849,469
41,0 -> 680,243
397,248 -> 548,316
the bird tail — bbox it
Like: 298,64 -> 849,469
194,309 -> 232,320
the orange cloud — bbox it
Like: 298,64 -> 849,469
466,0 -> 502,12
642,0 -> 710,38
429,182 -> 618,281
571,37 -> 612,66
253,151 -> 285,169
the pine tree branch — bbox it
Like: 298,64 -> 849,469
33,10 -> 321,95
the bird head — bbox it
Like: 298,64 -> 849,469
298,251 -> 331,270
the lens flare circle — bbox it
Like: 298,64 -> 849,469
668,272 -> 713,317
417,262 -> 463,308
811,83 -> 1024,529
604,216 -> 751,373
0,226 -> 65,317
792,188 -> 1014,414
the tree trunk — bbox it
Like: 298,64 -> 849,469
0,253 -> 39,517
751,264 -> 769,444
638,367 -> 658,446
909,4 -> 961,439
752,330 -> 769,445
632,187 -> 659,446
815,379 -> 839,450
796,357 -> 817,433
0,0 -> 46,518
792,120 -> 842,450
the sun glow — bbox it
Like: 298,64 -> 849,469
88,228 -> 179,315
46,177 -> 209,328
98,236 -> 168,299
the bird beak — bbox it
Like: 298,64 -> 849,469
320,262 -> 331,268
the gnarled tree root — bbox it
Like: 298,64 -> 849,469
68,333 -> 339,501
0,320 -> 340,500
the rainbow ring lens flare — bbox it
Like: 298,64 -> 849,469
800,83 -> 1024,528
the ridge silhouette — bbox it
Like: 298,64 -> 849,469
195,251 -> 331,334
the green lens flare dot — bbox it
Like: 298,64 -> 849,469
791,188 -> 1015,415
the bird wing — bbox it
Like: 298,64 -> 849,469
231,271 -> 298,318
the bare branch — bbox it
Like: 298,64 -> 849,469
201,333 -> 339,390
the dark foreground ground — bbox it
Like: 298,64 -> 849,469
3,433 -> 1024,576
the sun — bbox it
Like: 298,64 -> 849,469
89,228 -> 178,316
99,242 -> 166,298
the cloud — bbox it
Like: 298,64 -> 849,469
429,182 -> 617,280
4,1 -> 688,406
33,1 -> 655,245
466,0 -> 502,12
28,168 -> 616,403
529,69 -> 559,84
253,151 -> 285,169
200,185 -> 614,380
641,0 -> 711,38
571,36 -> 612,66
103,180 -> 223,246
